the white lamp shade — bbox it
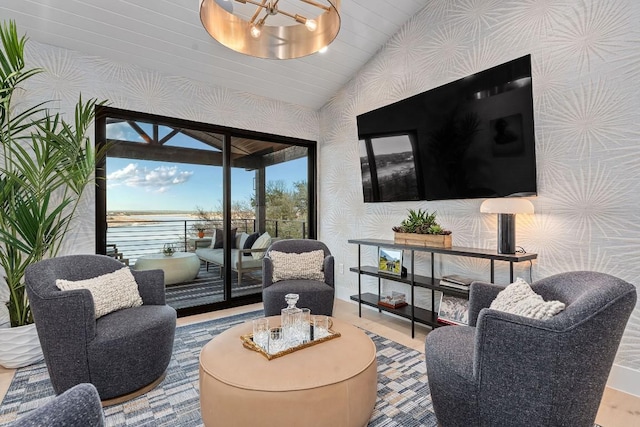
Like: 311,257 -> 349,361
480,198 -> 534,214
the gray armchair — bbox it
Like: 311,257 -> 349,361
25,255 -> 177,402
262,239 -> 335,316
425,271 -> 636,427
11,383 -> 104,427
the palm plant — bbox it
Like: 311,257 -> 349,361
0,20 -> 105,327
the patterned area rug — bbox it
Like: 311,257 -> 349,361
0,311 -> 436,426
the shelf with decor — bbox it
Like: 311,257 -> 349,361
348,238 -> 537,338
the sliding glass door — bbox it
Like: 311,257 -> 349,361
95,107 -> 316,315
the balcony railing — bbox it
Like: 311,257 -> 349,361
107,218 -> 307,263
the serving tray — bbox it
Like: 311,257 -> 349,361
241,325 -> 341,361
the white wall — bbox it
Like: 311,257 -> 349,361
318,0 -> 640,390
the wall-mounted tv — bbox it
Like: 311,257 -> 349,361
357,55 -> 537,203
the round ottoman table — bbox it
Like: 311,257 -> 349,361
133,252 -> 200,285
199,316 -> 377,427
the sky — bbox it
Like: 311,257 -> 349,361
106,122 -> 307,212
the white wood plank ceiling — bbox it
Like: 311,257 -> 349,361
0,0 -> 427,110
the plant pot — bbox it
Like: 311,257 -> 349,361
394,232 -> 452,248
0,323 -> 44,368
198,231 -> 205,239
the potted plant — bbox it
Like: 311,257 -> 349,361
194,223 -> 207,239
392,209 -> 452,248
0,21 -> 105,368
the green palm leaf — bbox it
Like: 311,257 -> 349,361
0,20 -> 107,326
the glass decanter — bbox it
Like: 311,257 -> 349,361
281,293 -> 303,347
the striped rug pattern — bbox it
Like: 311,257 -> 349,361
0,311 -> 437,426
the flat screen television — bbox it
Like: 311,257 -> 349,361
357,55 -> 537,203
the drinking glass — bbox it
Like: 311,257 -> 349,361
299,308 -> 311,343
252,318 -> 269,350
313,315 -> 329,339
268,327 -> 286,354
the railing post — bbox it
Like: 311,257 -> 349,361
302,222 -> 305,239
184,221 -> 188,251
275,220 -> 278,237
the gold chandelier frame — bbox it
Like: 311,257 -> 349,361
200,0 -> 341,59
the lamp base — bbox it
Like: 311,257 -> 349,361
497,213 -> 516,254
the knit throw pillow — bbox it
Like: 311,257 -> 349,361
490,277 -> 565,320
270,249 -> 325,282
56,268 -> 143,318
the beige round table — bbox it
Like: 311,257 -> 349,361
199,317 -> 378,427
133,252 -> 200,285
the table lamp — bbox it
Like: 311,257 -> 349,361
480,198 -> 534,254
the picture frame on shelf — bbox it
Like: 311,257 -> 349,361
378,291 -> 407,309
378,247 -> 403,276
437,294 -> 469,326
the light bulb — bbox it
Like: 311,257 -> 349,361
305,19 -> 317,31
250,24 -> 262,38
319,46 -> 328,53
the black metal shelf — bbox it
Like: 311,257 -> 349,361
348,238 -> 538,263
349,293 -> 440,328
349,266 -> 470,298
349,238 -> 538,338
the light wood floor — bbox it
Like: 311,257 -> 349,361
1,299 -> 638,426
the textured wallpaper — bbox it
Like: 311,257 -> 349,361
318,0 -> 640,371
19,40 -> 319,257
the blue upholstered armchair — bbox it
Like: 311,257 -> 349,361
262,239 -> 335,316
25,255 -> 176,402
425,271 -> 636,427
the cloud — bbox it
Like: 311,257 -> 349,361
107,163 -> 193,192
106,122 -> 144,142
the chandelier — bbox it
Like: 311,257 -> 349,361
199,0 -> 341,59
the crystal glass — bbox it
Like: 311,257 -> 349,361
252,318 -> 269,350
299,308 -> 311,343
268,327 -> 286,354
313,315 -> 329,339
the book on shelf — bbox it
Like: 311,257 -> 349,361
438,279 -> 471,291
441,274 -> 475,286
439,274 -> 478,291
437,294 -> 469,326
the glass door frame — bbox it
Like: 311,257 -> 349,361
94,106 -> 317,316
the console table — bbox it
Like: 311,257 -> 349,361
348,238 -> 537,337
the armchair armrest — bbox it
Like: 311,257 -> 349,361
15,383 -> 104,427
26,285 -> 96,394
131,269 -> 165,305
468,281 -> 505,327
323,255 -> 335,287
473,309 -> 561,413
240,247 -> 268,256
262,256 -> 274,288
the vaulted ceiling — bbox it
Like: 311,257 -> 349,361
0,0 -> 427,110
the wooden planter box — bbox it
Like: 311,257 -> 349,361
394,232 -> 452,248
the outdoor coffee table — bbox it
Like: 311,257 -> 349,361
199,316 -> 378,427
133,252 -> 200,285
